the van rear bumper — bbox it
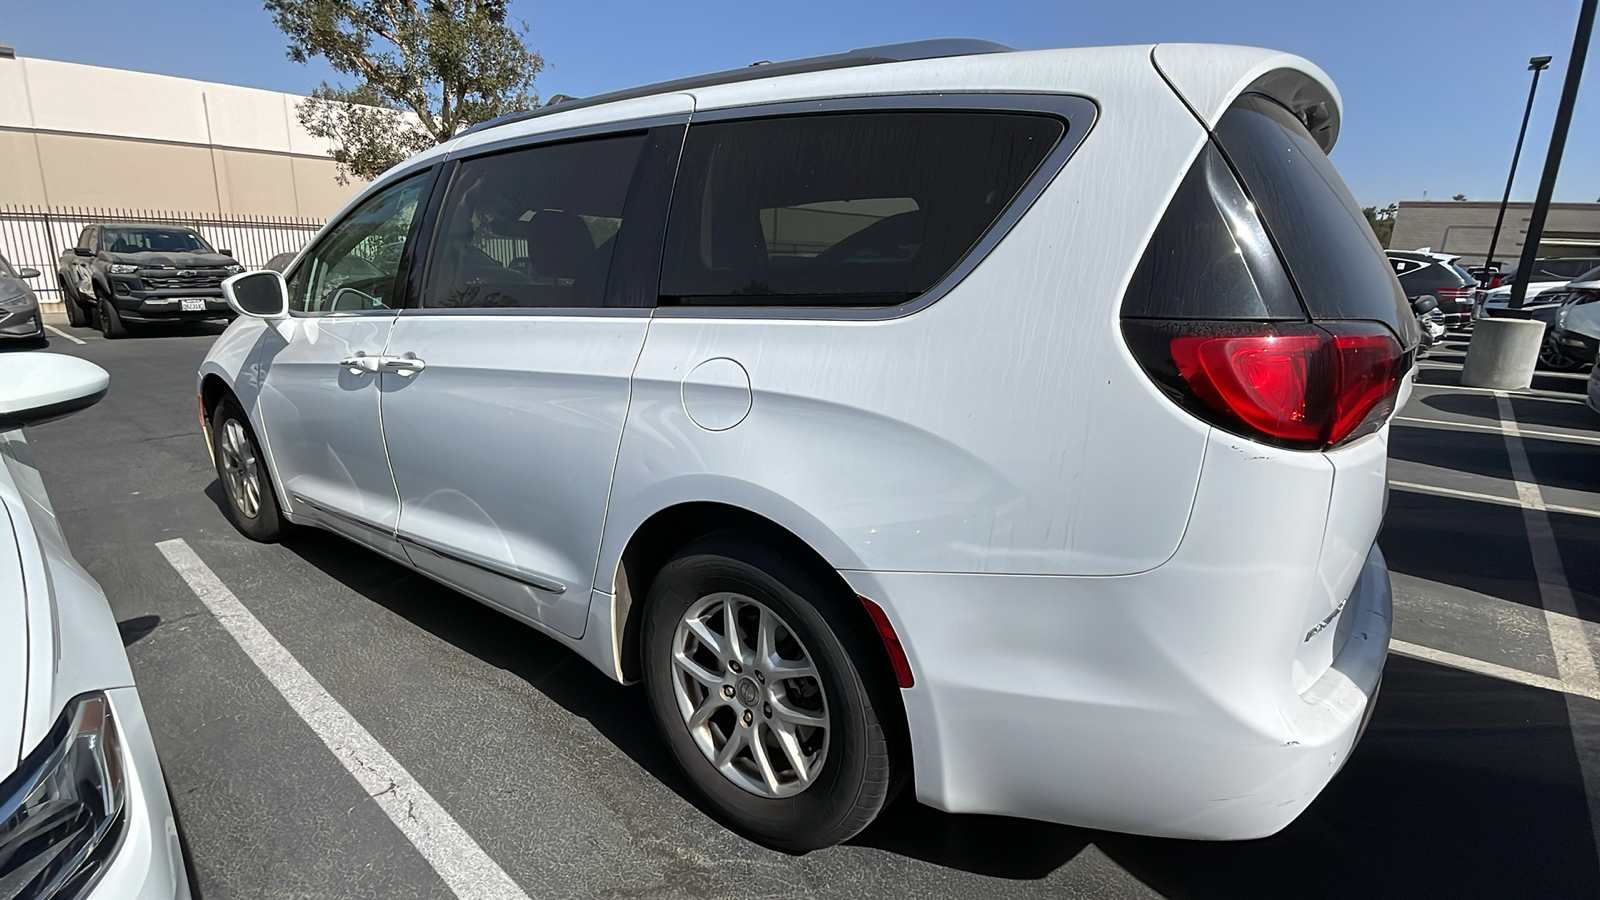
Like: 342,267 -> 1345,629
842,542 -> 1392,840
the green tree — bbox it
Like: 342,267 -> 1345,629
265,0 -> 544,183
1362,202 -> 1397,248
1451,193 -> 1468,201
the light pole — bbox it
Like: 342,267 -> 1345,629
1464,0 -> 1598,390
1482,56 -> 1552,280
1508,0 -> 1597,312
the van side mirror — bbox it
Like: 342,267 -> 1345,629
223,270 -> 290,319
73,247 -> 94,258
0,353 -> 110,429
219,249 -> 234,258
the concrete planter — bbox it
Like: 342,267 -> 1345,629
1461,317 -> 1547,390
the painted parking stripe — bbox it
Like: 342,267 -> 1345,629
1389,639 -> 1600,702
44,324 -> 86,345
1492,391 -> 1600,865
1394,415 -> 1600,447
1409,382 -> 1589,403
157,539 -> 530,900
1389,479 -> 1600,520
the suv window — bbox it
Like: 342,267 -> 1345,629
423,133 -> 646,309
1396,263 -> 1468,295
289,172 -> 429,313
76,227 -> 95,252
1214,94 -> 1408,331
659,111 -> 1064,307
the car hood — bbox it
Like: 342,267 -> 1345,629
104,251 -> 237,268
0,275 -> 38,305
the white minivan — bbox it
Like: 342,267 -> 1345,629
198,40 -> 1405,851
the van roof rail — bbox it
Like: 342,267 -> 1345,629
456,38 -> 1014,138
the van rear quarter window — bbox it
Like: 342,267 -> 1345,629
1213,94 -> 1408,331
658,111 -> 1064,307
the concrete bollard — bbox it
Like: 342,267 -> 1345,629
1461,318 -> 1547,390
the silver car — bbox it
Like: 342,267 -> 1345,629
0,251 -> 45,342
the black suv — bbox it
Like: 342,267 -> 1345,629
57,223 -> 241,338
1386,250 -> 1478,326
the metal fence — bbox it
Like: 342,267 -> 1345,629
0,205 -> 324,303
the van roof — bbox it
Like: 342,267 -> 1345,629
458,38 -> 1014,137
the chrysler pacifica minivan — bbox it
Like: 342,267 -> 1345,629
197,40 -> 1405,850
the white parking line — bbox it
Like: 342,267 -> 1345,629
1389,639 -> 1600,702
1492,392 -> 1600,862
1395,415 -> 1600,447
156,539 -> 530,900
1410,382 -> 1588,403
44,324 -> 85,345
1389,479 -> 1600,519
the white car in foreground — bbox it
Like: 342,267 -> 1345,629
199,40 -> 1399,849
1,353 -> 191,897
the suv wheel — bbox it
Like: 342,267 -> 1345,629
642,536 -> 895,852
62,281 -> 87,328
97,295 -> 129,339
210,398 -> 288,541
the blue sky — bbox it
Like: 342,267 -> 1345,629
4,0 -> 1597,208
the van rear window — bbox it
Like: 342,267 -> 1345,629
658,112 -> 1063,307
1213,94 -> 1408,330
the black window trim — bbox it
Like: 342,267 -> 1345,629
284,165 -> 439,318
399,112 -> 692,316
651,92 -> 1097,321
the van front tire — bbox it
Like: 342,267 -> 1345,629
210,398 -> 288,542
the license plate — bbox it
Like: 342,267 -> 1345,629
180,298 -> 206,312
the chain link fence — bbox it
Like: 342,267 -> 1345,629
0,205 -> 324,303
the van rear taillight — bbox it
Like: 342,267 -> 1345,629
1124,320 -> 1405,450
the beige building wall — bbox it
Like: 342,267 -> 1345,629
0,55 -> 366,217
1390,201 -> 1600,266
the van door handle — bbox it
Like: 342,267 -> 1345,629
338,353 -> 382,374
380,354 -> 427,376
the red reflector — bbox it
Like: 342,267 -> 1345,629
1170,323 -> 1403,449
858,595 -> 914,689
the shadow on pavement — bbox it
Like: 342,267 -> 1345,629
1097,656 -> 1600,899
1387,421 -> 1514,484
1419,392 -> 1600,434
1379,490 -> 1549,617
208,483 -> 1600,895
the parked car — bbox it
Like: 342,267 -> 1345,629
0,250 -> 45,343
198,40 -> 1400,850
57,224 -> 242,339
1586,357 -> 1600,416
1387,249 -> 1478,325
1550,286 -> 1600,366
0,352 -> 192,897
1492,255 -> 1600,289
1480,261 -> 1600,313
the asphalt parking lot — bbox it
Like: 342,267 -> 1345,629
11,320 -> 1600,899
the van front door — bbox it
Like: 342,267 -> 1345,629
255,171 -> 433,558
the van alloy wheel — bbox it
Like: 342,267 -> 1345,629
670,591 -> 830,798
219,418 -> 262,519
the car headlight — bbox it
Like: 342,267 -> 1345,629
107,264 -> 138,275
0,693 -> 127,899
0,292 -> 33,310
224,265 -> 244,274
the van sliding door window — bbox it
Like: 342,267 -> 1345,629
658,112 -> 1064,308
